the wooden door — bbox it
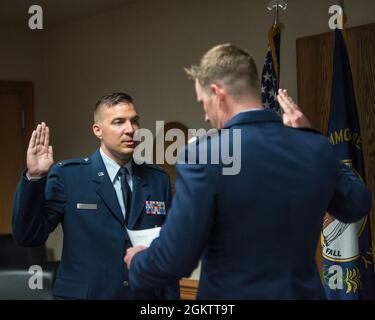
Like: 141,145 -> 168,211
0,82 -> 34,234
296,23 -> 375,273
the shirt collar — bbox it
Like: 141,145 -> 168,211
99,148 -> 132,183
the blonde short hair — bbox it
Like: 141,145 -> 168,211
185,44 -> 260,98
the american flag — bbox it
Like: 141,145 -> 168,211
261,24 -> 283,113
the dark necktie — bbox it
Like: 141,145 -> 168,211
119,167 -> 132,226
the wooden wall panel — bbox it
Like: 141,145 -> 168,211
0,82 -> 34,234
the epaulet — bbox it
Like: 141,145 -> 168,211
142,163 -> 168,175
57,157 -> 91,167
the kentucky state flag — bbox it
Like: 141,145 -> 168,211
261,23 -> 283,113
322,28 -> 375,299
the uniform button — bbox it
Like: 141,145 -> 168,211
122,281 -> 129,288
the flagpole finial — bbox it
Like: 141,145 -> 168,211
267,0 -> 287,26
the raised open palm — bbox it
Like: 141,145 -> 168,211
277,89 -> 312,128
27,122 -> 54,176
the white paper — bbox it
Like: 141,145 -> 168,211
126,227 -> 161,247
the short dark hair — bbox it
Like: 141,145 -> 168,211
94,92 -> 134,122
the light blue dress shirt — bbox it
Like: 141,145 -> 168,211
100,148 -> 133,219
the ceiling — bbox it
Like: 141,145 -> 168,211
0,0 -> 140,28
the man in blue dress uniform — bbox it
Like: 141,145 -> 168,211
13,92 -> 179,299
125,44 -> 371,299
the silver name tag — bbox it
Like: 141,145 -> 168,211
77,203 -> 98,210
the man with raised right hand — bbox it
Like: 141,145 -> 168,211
13,92 -> 179,300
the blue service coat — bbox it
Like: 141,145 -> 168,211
13,149 -> 179,299
129,109 -> 371,299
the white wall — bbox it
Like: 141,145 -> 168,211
2,0 -> 375,276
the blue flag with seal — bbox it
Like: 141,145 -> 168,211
261,23 -> 283,113
322,28 -> 375,300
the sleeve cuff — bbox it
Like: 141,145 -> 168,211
25,171 -> 46,181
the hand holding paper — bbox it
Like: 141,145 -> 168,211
124,245 -> 147,269
124,227 -> 161,269
126,227 -> 161,247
